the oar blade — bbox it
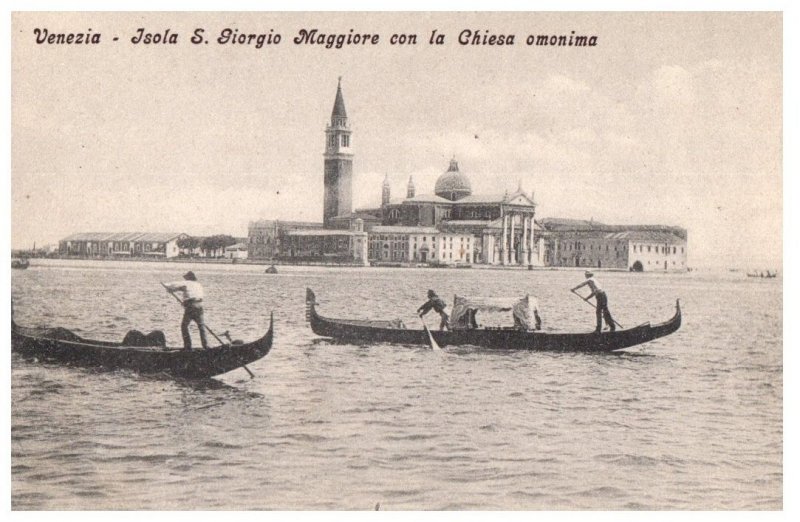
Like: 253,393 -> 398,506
427,328 -> 441,351
419,316 -> 441,351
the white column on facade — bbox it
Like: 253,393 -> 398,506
509,212 -> 516,264
501,214 -> 508,265
529,215 -> 535,264
521,215 -> 530,265
538,237 -> 545,266
529,215 -> 536,265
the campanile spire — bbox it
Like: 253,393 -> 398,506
323,78 -> 354,228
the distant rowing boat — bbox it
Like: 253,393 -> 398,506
306,288 -> 681,353
748,271 -> 777,278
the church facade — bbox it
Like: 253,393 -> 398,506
375,159 -> 544,266
246,79 -> 543,266
245,79 -> 686,270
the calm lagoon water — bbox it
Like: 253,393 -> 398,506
10,259 -> 782,509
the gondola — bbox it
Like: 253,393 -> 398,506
306,288 -> 681,353
11,258 -> 30,269
11,313 -> 274,379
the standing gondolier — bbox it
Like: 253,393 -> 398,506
417,289 -> 449,331
572,271 -> 616,333
164,271 -> 209,350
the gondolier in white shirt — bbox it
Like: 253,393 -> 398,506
164,271 -> 209,350
572,271 -> 616,333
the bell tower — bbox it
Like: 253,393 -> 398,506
382,175 -> 391,207
323,77 -> 354,228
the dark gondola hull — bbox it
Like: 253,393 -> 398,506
11,314 -> 274,379
306,288 -> 680,353
11,259 -> 30,269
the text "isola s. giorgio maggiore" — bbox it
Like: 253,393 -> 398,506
34,27 -> 599,49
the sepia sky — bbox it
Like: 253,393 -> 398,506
10,11 -> 782,268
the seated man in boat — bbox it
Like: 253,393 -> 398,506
512,295 -> 542,331
164,271 -> 209,350
572,271 -> 616,333
417,290 -> 449,330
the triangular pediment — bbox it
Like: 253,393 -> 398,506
507,193 -> 535,206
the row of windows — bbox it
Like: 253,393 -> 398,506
370,240 -> 472,250
386,208 -> 454,220
372,235 -> 471,244
632,244 -> 685,254
560,242 -> 686,256
563,242 -> 626,252
642,260 -> 686,266
460,210 -> 496,219
327,133 -> 350,148
369,249 -> 474,262
556,257 -> 687,268
66,241 -> 166,251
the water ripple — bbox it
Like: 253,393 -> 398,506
11,260 -> 783,510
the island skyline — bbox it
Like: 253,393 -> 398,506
10,12 -> 782,269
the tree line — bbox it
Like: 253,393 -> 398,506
176,234 -> 239,257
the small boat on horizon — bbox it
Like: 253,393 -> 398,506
747,270 -> 778,278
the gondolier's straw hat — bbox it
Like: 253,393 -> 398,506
183,271 -> 197,281
585,271 -> 593,278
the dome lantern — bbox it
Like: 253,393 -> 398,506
434,158 -> 472,201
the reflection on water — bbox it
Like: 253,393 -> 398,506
11,259 -> 782,509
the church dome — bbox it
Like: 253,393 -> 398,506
435,159 -> 472,201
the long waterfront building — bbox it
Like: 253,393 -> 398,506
539,219 -> 688,271
59,232 -> 187,258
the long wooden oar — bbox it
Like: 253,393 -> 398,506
419,314 -> 441,351
161,282 -> 255,378
570,289 -> 624,329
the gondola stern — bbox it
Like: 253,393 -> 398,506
648,298 -> 682,339
264,311 -> 275,354
305,288 -> 319,324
